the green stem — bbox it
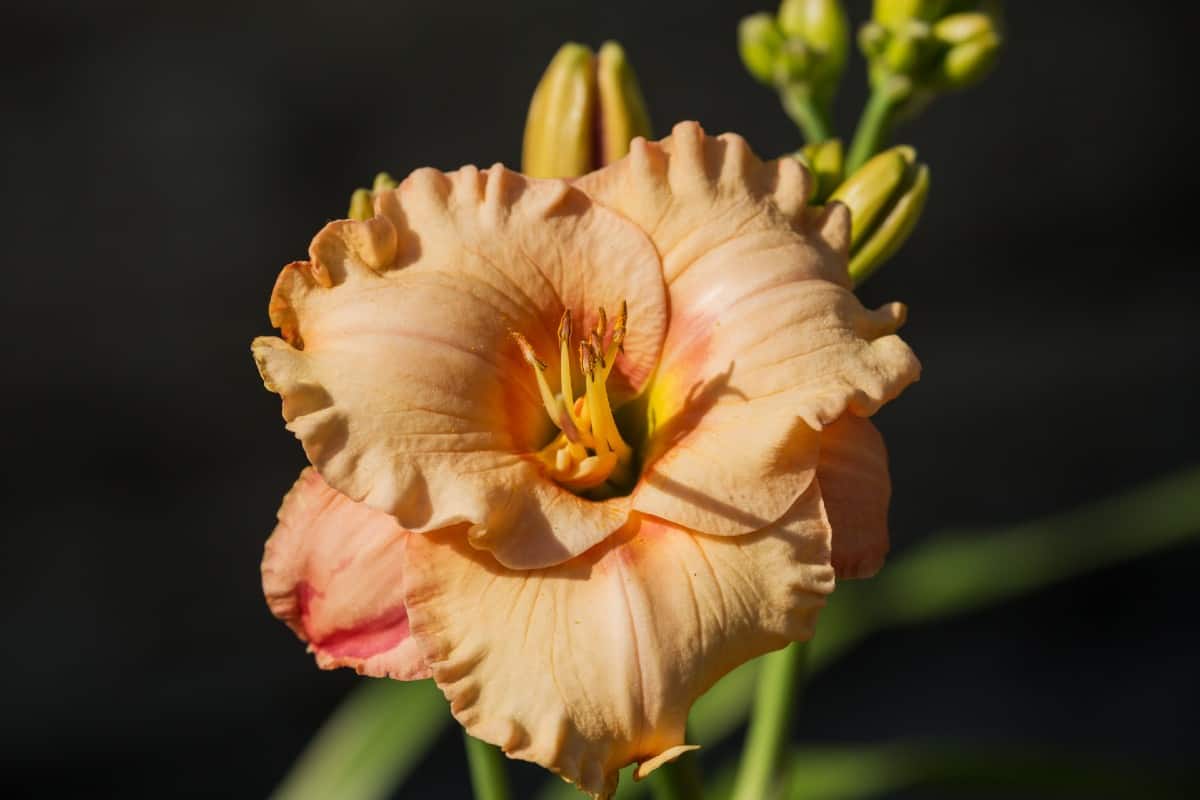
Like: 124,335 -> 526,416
779,85 -> 832,144
650,750 -> 705,800
464,733 -> 511,800
729,642 -> 809,800
846,81 -> 903,174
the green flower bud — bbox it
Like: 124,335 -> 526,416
829,145 -> 929,284
739,13 -> 785,86
347,173 -> 399,220
873,0 -> 950,29
880,21 -> 932,74
937,29 -> 1000,88
932,11 -> 994,44
371,172 -> 397,193
596,42 -> 653,167
932,13 -> 1001,89
797,138 -> 844,203
347,188 -> 373,221
522,43 -> 595,179
858,20 -> 889,59
774,39 -> 812,85
521,42 -> 653,179
777,0 -> 850,82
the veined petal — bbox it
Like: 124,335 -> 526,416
262,469 -> 428,680
402,485 -> 834,799
253,166 -> 667,569
818,413 -> 891,579
578,122 -> 920,538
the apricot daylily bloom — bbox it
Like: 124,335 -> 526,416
253,122 -> 919,798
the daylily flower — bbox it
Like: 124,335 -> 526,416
253,121 -> 919,798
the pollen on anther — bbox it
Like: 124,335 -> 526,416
510,330 -> 547,371
558,309 -> 573,343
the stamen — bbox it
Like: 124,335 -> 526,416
510,330 -> 566,431
558,310 -> 579,423
602,300 -> 628,377
518,300 -> 634,492
580,342 -> 610,455
556,310 -> 587,457
589,332 -> 606,369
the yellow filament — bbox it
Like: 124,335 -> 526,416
513,302 -> 632,492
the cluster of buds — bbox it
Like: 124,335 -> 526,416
521,41 -> 652,179
829,144 -> 929,285
738,0 -> 849,115
347,172 -> 397,221
860,0 -> 1003,116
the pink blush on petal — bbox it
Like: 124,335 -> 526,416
297,580 -> 415,661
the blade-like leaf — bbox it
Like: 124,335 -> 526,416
785,742 -> 1198,799
271,677 -> 448,800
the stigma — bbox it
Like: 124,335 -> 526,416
512,302 -> 632,492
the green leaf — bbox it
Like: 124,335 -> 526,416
464,732 -> 512,800
785,742 -> 1199,799
811,464 -> 1200,671
271,677 -> 448,800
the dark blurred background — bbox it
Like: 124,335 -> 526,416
3,0 -> 1198,797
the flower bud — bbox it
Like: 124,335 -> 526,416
777,0 -> 850,83
738,13 -> 785,86
774,39 -> 812,85
347,172 -> 398,220
347,189 -> 373,221
873,0 -> 950,29
932,13 -> 1001,89
522,42 -> 652,179
595,42 -> 653,167
797,138 -> 844,202
829,145 -> 929,284
861,2 -> 1002,112
522,43 -> 595,179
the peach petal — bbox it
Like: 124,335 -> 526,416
818,414 -> 892,579
577,122 -> 919,539
402,484 -> 834,798
253,166 -> 667,569
262,469 -> 428,680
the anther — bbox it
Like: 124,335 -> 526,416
578,340 -> 594,380
557,309 -> 573,344
589,333 -> 606,369
510,330 -> 547,371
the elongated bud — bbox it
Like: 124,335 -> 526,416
797,138 -> 844,202
778,0 -> 850,84
348,188 -> 373,221
372,172 -> 397,193
739,13 -> 785,86
596,42 -> 653,166
522,42 -> 652,179
347,172 -> 398,220
933,13 -> 1001,89
522,43 -> 595,179
932,11 -> 993,44
873,0 -> 949,28
829,145 -> 929,284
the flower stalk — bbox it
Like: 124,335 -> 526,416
464,733 -> 512,800
845,76 -> 908,174
650,748 -> 705,800
780,84 -> 833,144
729,642 -> 809,800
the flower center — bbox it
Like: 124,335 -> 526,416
512,302 -> 635,494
